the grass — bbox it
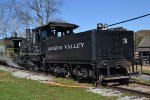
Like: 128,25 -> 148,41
131,78 -> 150,84
54,77 -> 94,87
0,70 -> 117,100
142,70 -> 150,73
121,92 -> 134,97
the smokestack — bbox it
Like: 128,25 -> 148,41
12,32 -> 17,37
26,29 -> 31,41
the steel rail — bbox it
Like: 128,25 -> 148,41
102,83 -> 150,98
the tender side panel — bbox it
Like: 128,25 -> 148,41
95,30 -> 113,59
95,30 -> 134,59
46,31 -> 95,62
119,31 -> 134,59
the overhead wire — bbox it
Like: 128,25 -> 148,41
108,13 -> 150,27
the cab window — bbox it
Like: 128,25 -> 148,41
42,31 -> 48,41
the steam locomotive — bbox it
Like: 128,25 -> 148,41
14,22 -> 134,83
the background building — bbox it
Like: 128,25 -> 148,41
138,37 -> 150,65
0,37 -> 24,58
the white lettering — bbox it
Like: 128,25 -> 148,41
48,42 -> 85,51
80,43 -> 84,48
64,45 -> 67,49
48,46 -> 63,51
123,38 -> 127,44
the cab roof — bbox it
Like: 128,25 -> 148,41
33,22 -> 79,31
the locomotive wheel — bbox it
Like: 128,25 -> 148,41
34,66 -> 38,72
40,64 -> 45,72
74,65 -> 88,80
63,64 -> 70,78
53,65 -> 60,76
29,66 -> 33,70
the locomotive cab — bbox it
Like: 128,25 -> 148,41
19,22 -> 79,66
32,22 -> 79,54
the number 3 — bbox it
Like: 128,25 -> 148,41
123,38 -> 127,44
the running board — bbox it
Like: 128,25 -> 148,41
103,76 -> 129,80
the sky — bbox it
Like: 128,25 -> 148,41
58,0 -> 150,32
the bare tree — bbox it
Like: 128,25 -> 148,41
0,9 -> 7,37
27,0 -> 62,26
50,17 -> 66,23
0,0 -> 32,38
0,0 -> 63,38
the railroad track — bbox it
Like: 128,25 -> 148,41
143,73 -> 150,76
101,82 -> 150,98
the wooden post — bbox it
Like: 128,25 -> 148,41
132,62 -> 134,73
149,51 -> 150,66
141,63 -> 143,73
136,64 -> 138,72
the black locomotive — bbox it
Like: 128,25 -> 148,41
14,22 -> 134,83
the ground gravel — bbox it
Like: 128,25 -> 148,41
0,65 -> 53,83
12,71 -> 53,82
87,88 -> 149,100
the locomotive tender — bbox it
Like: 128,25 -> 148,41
15,22 -> 134,83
